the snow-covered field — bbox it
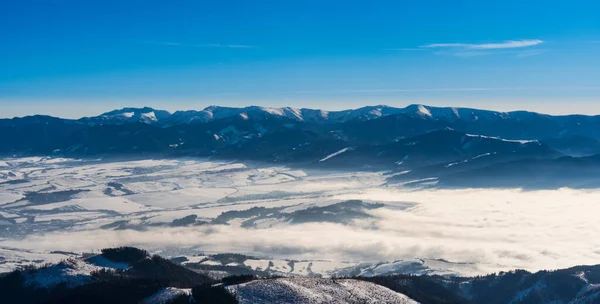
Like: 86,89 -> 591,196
228,278 -> 418,304
1,157 -> 600,277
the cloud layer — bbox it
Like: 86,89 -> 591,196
5,188 -> 600,276
387,39 -> 545,57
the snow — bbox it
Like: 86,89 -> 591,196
465,133 -> 538,144
142,287 -> 192,304
319,110 -> 329,119
0,170 -> 25,180
398,177 -> 438,187
143,209 -> 209,224
283,107 -> 305,121
417,105 -> 432,117
574,271 -> 600,298
0,192 -> 23,206
351,259 -> 453,277
253,173 -> 296,185
390,170 -> 411,177
126,187 -> 237,208
141,112 -> 158,122
182,105 -> 408,124
0,248 -> 73,273
368,108 -> 383,117
293,261 -> 356,276
8,157 -> 600,278
472,152 -> 494,159
14,217 -> 28,223
33,211 -> 106,222
319,147 -> 354,162
24,258 -> 100,288
25,197 -> 158,214
245,259 -> 272,271
201,260 -> 224,266
509,279 -> 547,304
268,260 -> 292,272
228,278 -> 419,304
0,210 -> 19,218
445,152 -> 495,168
452,108 -> 460,118
97,108 -> 169,123
124,180 -> 181,193
12,251 -> 137,287
181,255 -> 208,264
260,106 -> 285,116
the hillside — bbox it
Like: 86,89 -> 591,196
2,247 -> 600,303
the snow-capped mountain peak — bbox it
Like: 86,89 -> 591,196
76,104 -> 564,126
84,107 -> 171,125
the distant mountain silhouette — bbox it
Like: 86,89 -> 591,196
3,104 -> 600,189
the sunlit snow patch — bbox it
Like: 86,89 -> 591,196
319,147 -> 355,162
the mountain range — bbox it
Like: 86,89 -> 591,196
3,246 -> 600,304
3,104 -> 600,189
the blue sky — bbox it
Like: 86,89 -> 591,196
1,0 -> 600,118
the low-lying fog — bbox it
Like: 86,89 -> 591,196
1,157 -> 599,275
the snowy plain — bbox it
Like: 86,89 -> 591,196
1,157 -> 600,277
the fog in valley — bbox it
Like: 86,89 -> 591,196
1,157 -> 599,276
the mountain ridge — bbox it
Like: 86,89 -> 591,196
5,104 -> 600,123
3,246 -> 600,304
3,104 -> 600,189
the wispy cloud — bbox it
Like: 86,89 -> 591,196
422,39 -> 543,50
387,39 -> 544,57
141,41 -> 257,49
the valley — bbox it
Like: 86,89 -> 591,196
2,156 -> 600,279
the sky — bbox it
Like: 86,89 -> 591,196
1,0 -> 600,118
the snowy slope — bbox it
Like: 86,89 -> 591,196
9,104 -> 569,126
84,107 -> 171,124
20,254 -> 131,288
165,105 -> 404,124
23,258 -> 102,288
142,287 -> 192,304
165,104 -> 522,125
228,278 -> 419,304
400,104 -> 511,121
0,247 -> 74,274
